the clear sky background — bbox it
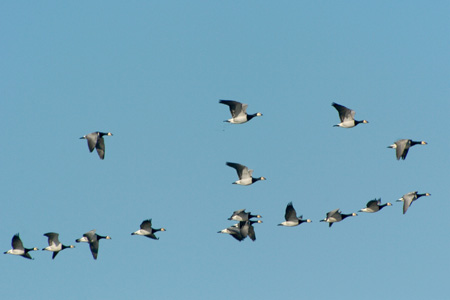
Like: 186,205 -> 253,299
1,1 -> 449,299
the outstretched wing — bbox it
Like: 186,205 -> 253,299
89,240 -> 99,260
332,103 -> 355,122
140,219 -> 153,231
44,232 -> 60,247
226,162 -> 250,180
219,100 -> 244,118
96,137 -> 105,159
285,202 -> 297,221
12,234 -> 24,250
85,132 -> 98,152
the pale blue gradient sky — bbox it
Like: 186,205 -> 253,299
1,1 -> 449,299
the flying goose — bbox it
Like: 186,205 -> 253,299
218,224 -> 244,242
228,209 -> 262,221
332,102 -> 368,128
278,202 -> 312,227
76,229 -> 111,260
388,139 -> 427,160
4,234 -> 38,260
226,162 -> 266,186
80,131 -> 113,160
239,220 -> 262,241
131,219 -> 166,240
397,191 -> 431,214
320,209 -> 357,227
219,100 -> 262,124
42,232 -> 75,259
359,199 -> 392,213
218,220 -> 262,242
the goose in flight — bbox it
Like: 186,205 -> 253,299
228,209 -> 262,222
42,232 -> 75,259
278,202 -> 312,227
359,199 -> 392,213
226,162 -> 266,186
219,100 -> 262,124
397,191 -> 431,214
332,102 -> 368,128
320,208 -> 357,227
4,234 -> 38,260
131,219 -> 166,240
388,139 -> 427,160
80,131 -> 113,160
76,229 -> 111,260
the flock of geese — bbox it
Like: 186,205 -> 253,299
4,101 -> 432,259
216,101 -> 430,242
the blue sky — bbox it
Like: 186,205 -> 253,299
1,1 -> 449,299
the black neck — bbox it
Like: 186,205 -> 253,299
247,113 -> 257,121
